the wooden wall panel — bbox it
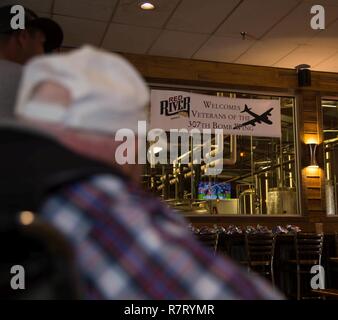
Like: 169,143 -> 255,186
303,122 -> 318,133
298,91 -> 325,223
122,53 -> 338,93
303,111 -> 318,122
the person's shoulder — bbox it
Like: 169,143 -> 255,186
43,173 -> 155,214
87,174 -> 163,209
0,59 -> 22,82
40,174 -> 125,229
82,174 -> 184,222
62,173 -> 141,210
0,59 -> 22,73
87,174 -> 131,201
88,174 -> 152,200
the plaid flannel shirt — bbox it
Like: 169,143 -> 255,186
40,174 -> 282,300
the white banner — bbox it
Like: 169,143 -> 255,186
150,90 -> 281,138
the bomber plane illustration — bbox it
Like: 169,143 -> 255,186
233,105 -> 274,130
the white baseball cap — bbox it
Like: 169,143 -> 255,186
15,45 -> 149,134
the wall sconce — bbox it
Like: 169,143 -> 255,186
308,143 -> 319,168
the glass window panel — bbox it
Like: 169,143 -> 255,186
322,99 -> 338,216
142,87 -> 299,216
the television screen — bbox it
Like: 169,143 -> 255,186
197,182 -> 231,200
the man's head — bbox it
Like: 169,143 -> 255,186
15,46 -> 149,177
0,5 -> 63,64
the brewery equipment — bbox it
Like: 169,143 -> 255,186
266,187 -> 297,215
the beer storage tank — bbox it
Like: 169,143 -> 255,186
325,180 -> 336,215
238,189 -> 260,215
266,187 -> 296,215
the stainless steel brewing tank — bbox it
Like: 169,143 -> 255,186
325,180 -> 336,215
266,187 -> 297,215
238,189 -> 260,215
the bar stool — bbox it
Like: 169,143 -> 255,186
195,232 -> 219,255
288,233 -> 324,300
328,232 -> 338,287
245,233 -> 276,287
224,234 -> 245,262
329,232 -> 338,263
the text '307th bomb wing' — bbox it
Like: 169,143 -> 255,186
233,105 -> 274,130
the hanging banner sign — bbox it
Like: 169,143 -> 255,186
150,90 -> 282,138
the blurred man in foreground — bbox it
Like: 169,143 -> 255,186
1,46 -> 282,299
0,5 -> 63,118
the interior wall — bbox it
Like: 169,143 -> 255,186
122,52 -> 338,233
